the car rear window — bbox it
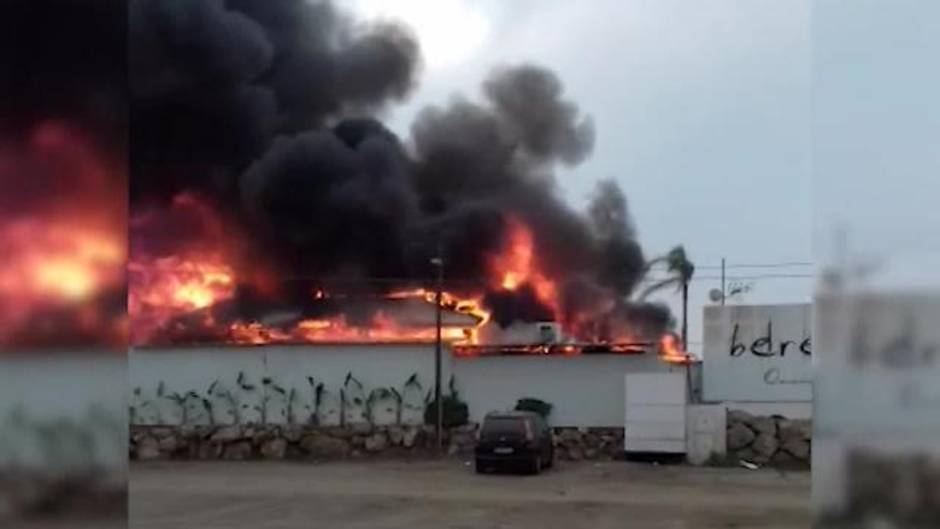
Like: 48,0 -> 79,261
481,417 -> 527,437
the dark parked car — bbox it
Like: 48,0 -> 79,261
474,411 -> 554,474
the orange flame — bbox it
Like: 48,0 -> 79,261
489,217 -> 559,317
659,333 -> 691,364
229,310 -> 478,346
128,253 -> 237,345
386,287 -> 490,327
127,201 -> 671,351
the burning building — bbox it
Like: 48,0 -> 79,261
127,0 -> 681,361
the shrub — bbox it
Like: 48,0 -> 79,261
515,398 -> 552,419
424,395 -> 469,428
424,375 -> 469,428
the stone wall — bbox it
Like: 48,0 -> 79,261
725,409 -> 811,467
130,424 -> 626,462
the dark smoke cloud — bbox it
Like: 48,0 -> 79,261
130,0 -> 420,203
589,180 -> 646,297
241,122 -> 417,279
409,66 -> 602,283
130,1 -> 671,340
485,286 -> 555,328
483,65 -> 595,166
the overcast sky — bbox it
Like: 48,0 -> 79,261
345,0 -> 816,350
813,0 -> 940,292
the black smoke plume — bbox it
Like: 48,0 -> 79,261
130,0 -> 671,341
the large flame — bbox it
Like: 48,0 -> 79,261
230,311 -> 476,346
659,333 -> 692,364
386,288 -> 490,326
489,216 -> 559,317
128,253 -> 236,344
129,192 -> 243,345
128,197 -> 678,356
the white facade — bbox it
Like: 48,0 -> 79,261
129,344 -> 682,428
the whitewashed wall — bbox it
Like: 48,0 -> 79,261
129,345 -> 682,428
129,345 -> 439,426
454,354 -> 679,426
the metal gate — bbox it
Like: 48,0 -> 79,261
624,372 -> 687,453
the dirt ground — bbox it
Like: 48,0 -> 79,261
129,458 -> 810,529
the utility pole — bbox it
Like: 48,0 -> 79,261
681,279 -> 688,351
430,251 -> 444,452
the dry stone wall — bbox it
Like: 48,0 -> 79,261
726,409 -> 811,467
130,424 -> 626,462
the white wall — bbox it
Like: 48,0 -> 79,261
686,404 -> 726,465
454,354 -> 679,427
130,344 -> 440,426
129,345 -> 683,428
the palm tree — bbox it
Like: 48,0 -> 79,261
637,246 -> 695,349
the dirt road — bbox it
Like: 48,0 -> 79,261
130,458 -> 810,528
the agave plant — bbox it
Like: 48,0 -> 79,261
365,387 -> 396,425
260,376 -> 288,424
163,391 -> 191,425
142,381 -> 170,425
208,379 -> 240,425
200,394 -> 215,425
285,388 -> 299,424
339,388 -> 346,427
236,371 -> 254,391
305,377 -> 325,425
399,373 -> 425,424
343,372 -> 366,424
147,381 -> 167,424
389,388 -> 403,424
314,382 -> 344,424
236,372 -> 262,424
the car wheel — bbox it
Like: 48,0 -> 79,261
475,458 -> 485,474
